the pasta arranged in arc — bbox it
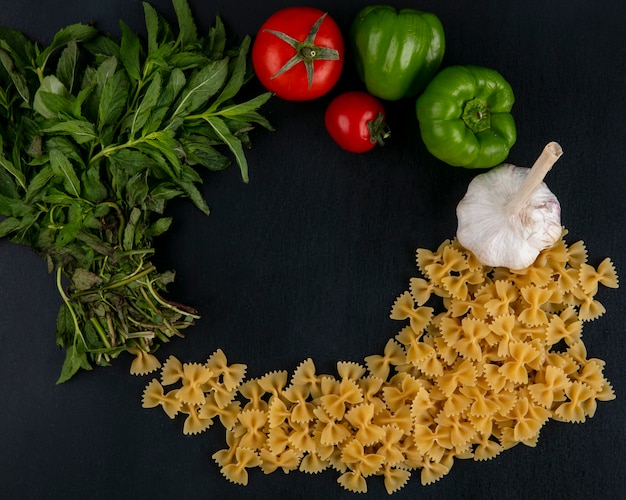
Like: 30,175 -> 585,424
140,231 -> 617,494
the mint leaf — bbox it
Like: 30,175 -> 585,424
210,36 -> 251,110
33,75 -> 69,119
120,21 -> 142,82
0,27 -> 36,69
204,115 -> 250,182
57,40 -> 79,92
44,120 -> 98,145
25,165 -> 55,203
0,216 -> 21,238
56,217 -> 82,248
181,135 -> 230,171
142,68 -> 186,134
123,207 -> 141,251
38,23 -> 98,69
218,92 -> 274,121
145,216 -> 172,237
99,69 -> 130,131
0,148 -> 26,191
81,165 -> 108,203
173,0 -> 198,47
49,149 -> 81,197
143,2 -> 160,54
206,14 -> 226,59
56,344 -> 92,384
131,72 -> 162,137
0,47 -> 30,104
171,58 -> 229,118
175,178 -> 210,215
0,166 -> 19,198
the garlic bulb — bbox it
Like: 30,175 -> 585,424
456,142 -> 563,270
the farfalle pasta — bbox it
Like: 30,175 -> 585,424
141,231 -> 617,494
128,348 -> 161,376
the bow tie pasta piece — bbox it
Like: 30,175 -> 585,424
376,426 -> 406,467
418,453 -> 453,486
553,381 -> 598,423
288,421 -> 317,454
508,396 -> 552,442
313,406 -> 352,447
239,379 -> 269,412
345,404 -> 386,446
487,314 -> 519,358
382,373 -> 426,412
266,424 -> 291,456
498,342 -> 541,385
518,286 -> 553,327
180,402 -> 213,435
460,384 -> 501,418
199,393 -> 241,431
319,377 -> 363,421
364,338 -> 406,380
257,370 -> 289,400
442,390 -> 473,418
220,446 -> 262,486
409,277 -> 437,306
260,447 -> 302,475
390,292 -> 434,335
437,359 -> 478,397
566,239 -> 588,267
206,349 -> 247,391
545,309 -> 583,347
454,317 -> 491,361
291,358 -> 328,399
416,241 -> 451,276
177,363 -> 214,405
238,409 -> 269,450
340,438 -> 386,477
473,434 -> 504,461
141,379 -> 182,419
337,469 -> 368,494
128,348 -> 162,376
298,449 -> 330,474
160,355 -> 184,385
433,411 -> 476,451
382,465 -> 412,495
282,383 -> 315,423
336,361 -> 367,380
579,258 -> 618,296
484,280 -> 518,318
528,365 -> 571,408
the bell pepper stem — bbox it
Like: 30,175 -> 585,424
506,142 -> 563,214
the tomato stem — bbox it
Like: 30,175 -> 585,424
264,12 -> 340,88
368,112 -> 391,146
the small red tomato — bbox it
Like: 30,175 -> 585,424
252,7 -> 344,101
324,91 -> 391,153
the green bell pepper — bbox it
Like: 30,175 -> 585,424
350,5 -> 445,101
416,65 -> 517,169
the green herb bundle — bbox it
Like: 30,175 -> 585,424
0,0 -> 272,382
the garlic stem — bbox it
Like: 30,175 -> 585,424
506,142 -> 563,214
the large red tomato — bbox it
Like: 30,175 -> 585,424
324,91 -> 390,153
251,7 -> 344,101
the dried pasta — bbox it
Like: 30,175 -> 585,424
128,348 -> 161,376
141,231 -> 617,494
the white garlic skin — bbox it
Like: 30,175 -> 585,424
456,164 -> 561,270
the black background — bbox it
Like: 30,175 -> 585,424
1,1 -> 625,499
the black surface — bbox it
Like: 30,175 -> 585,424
1,1 -> 625,499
